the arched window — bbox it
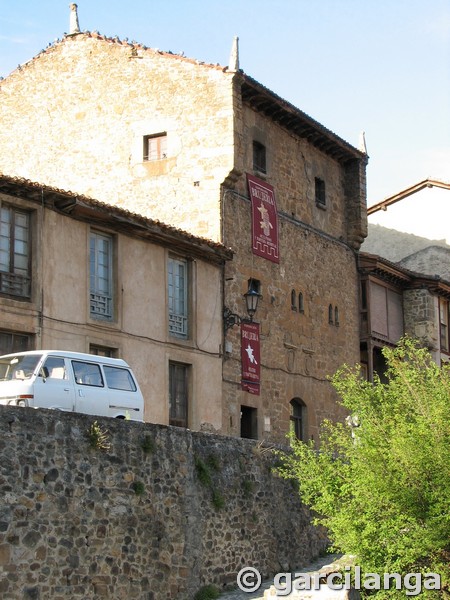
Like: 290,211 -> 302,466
291,289 -> 297,311
298,292 -> 304,313
328,304 -> 333,324
290,398 -> 306,441
335,306 -> 340,326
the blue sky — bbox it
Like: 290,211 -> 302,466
0,0 -> 449,206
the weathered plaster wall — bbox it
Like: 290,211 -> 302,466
0,191 -> 225,431
0,406 -> 326,600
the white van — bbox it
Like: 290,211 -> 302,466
0,350 -> 144,421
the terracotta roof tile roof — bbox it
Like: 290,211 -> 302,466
0,173 -> 233,263
2,31 -> 228,80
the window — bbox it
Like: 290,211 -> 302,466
42,357 -> 67,380
72,361 -> 104,387
168,257 -> 188,338
440,298 -> 449,353
0,330 -> 31,355
90,231 -> 113,320
315,177 -> 326,207
0,204 -> 31,298
169,362 -> 189,428
89,345 -> 117,358
241,405 -> 258,439
298,292 -> 304,314
290,398 -> 306,441
335,306 -> 340,326
143,133 -> 167,161
248,278 -> 261,295
291,289 -> 297,311
253,141 -> 266,174
328,304 -> 334,324
103,366 -> 137,392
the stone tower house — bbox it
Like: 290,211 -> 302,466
0,14 -> 368,441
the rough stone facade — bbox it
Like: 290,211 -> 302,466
0,28 -> 368,442
399,245 -> 450,280
403,288 -> 439,352
221,95 -> 366,440
0,406 -> 326,599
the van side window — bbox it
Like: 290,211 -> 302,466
42,357 -> 67,380
103,366 -> 137,392
72,361 -> 104,387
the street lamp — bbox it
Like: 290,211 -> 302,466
244,287 -> 260,321
224,284 -> 261,332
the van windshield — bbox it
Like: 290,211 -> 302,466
0,354 -> 42,381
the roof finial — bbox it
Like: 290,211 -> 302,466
359,131 -> 367,154
69,3 -> 80,34
228,36 -> 239,72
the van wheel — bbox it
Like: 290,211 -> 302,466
115,415 -> 125,419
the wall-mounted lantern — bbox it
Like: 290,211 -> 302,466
223,283 -> 261,332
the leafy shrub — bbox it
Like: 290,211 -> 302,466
278,339 -> 449,598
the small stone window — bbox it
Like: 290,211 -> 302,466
143,133 -> 167,161
315,177 -> 326,208
290,398 -> 306,441
298,292 -> 304,314
328,304 -> 334,324
253,141 -> 267,174
291,289 -> 297,311
334,306 -> 340,326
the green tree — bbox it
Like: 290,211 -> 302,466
279,338 -> 449,597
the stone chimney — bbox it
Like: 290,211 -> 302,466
359,131 -> 368,154
69,3 -> 80,34
228,36 -> 240,72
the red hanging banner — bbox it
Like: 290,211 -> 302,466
247,174 -> 279,264
241,322 -> 261,395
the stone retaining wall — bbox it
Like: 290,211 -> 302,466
0,406 -> 326,599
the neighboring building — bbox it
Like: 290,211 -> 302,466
0,8 -> 368,441
0,174 -> 232,429
360,179 -> 450,379
367,178 -> 450,245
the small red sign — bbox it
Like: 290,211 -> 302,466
241,322 -> 260,395
247,174 -> 279,263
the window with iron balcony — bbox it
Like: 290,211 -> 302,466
168,257 -> 189,339
0,204 -> 31,299
90,231 -> 114,321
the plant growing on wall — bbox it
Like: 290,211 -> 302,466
194,584 -> 220,600
141,435 -> 155,454
195,454 -> 226,510
86,420 -> 111,451
278,338 -> 450,598
132,480 -> 145,496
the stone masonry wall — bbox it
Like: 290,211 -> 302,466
0,406 -> 326,600
403,288 -> 439,352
